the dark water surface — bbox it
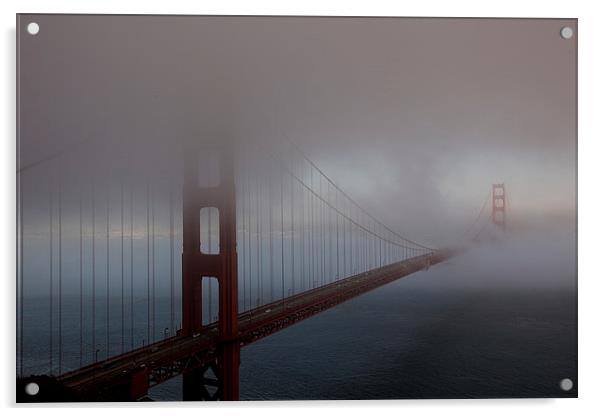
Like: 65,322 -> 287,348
149,243 -> 578,400
20,240 -> 577,400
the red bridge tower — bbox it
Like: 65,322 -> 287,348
181,142 -> 239,401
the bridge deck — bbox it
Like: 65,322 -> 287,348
54,251 -> 453,400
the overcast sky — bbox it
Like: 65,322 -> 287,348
18,15 -> 576,247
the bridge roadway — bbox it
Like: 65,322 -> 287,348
51,250 -> 454,400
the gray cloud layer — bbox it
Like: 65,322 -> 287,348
19,15 -> 576,248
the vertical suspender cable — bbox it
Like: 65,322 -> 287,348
49,175 -> 53,373
269,166 -> 274,302
18,174 -> 24,377
151,187 -> 156,341
335,187 -> 340,281
318,175 -> 322,284
348,209 -> 351,275
353,210 -> 362,274
372,222 -> 380,268
350,206 -> 353,274
79,187 -> 83,367
370,225 -> 373,268
325,180 -> 328,282
305,164 -> 309,288
360,214 -> 363,271
321,177 -> 326,285
310,168 -> 314,287
372,223 -> 376,269
364,223 -> 367,272
290,159 -> 295,295
319,176 -> 323,285
343,203 -> 351,277
170,181 -> 175,332
241,165 -> 246,311
130,184 -> 134,350
305,164 -> 309,289
324,178 -> 327,283
343,208 -> 352,277
365,223 -> 368,271
320,175 -> 323,284
362,225 -> 369,272
352,208 -> 356,273
151,187 -> 157,341
342,198 -> 346,279
257,172 -> 263,306
146,183 -> 150,345
58,163 -> 62,374
106,184 -> 110,358
359,215 -> 362,272
357,210 -> 360,271
303,164 -> 307,289
349,206 -> 353,274
247,167 -> 252,311
360,217 -> 363,271
315,174 -> 319,285
241,166 -> 246,311
366,222 -> 369,270
258,174 -> 262,305
247,174 -> 254,309
319,175 -> 326,284
91,181 -> 96,361
329,182 -> 333,283
121,180 -> 125,353
366,222 -> 370,270
372,223 -> 375,269
300,161 -> 305,291
280,155 -> 285,304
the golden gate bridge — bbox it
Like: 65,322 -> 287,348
16,137 -> 501,401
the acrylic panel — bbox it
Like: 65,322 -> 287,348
16,15 -> 577,402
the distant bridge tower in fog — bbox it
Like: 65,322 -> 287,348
492,183 -> 506,230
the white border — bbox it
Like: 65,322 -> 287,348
2,1 -> 601,415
